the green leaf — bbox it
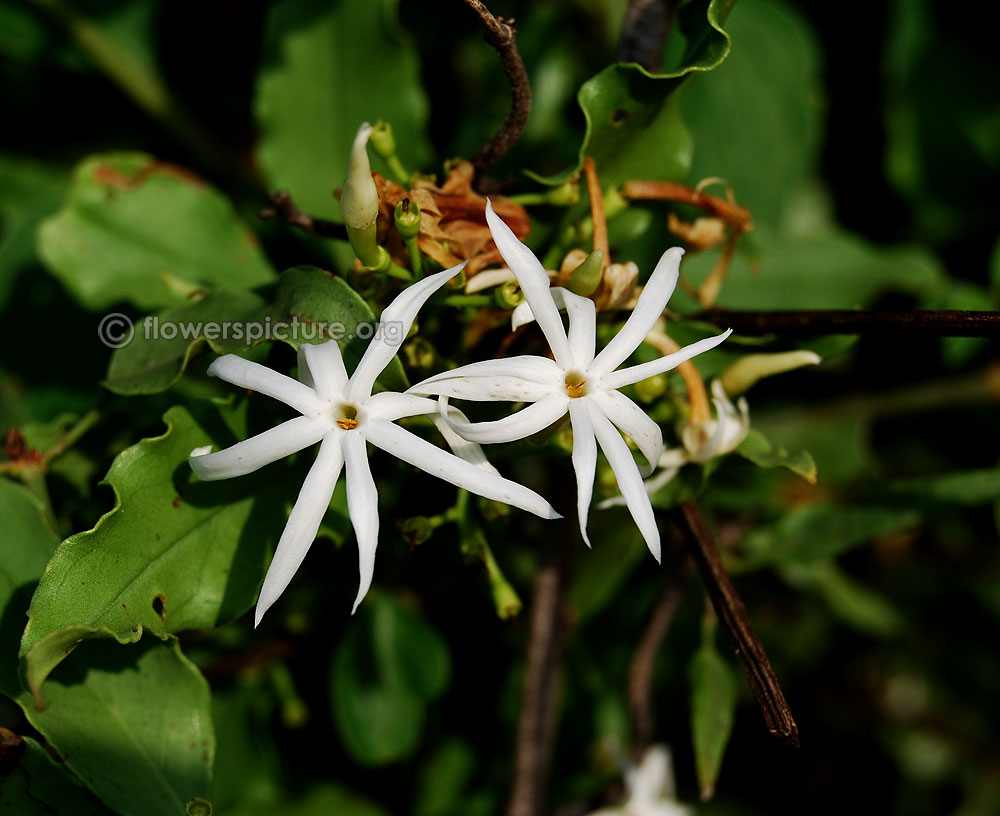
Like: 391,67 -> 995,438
38,153 -> 276,310
0,479 -> 59,698
567,523 -> 646,624
883,465 -> 1000,507
18,636 -> 213,816
331,593 -> 450,765
530,0 -> 734,186
779,560 -> 903,637
0,735 -> 115,816
255,0 -> 430,220
223,784 -> 388,816
736,428 -> 817,483
104,266 -> 408,395
689,626 -> 737,801
19,402 -> 287,694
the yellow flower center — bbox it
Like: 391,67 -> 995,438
565,372 -> 588,399
336,404 -> 359,430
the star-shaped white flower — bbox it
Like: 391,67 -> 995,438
189,265 -> 560,625
410,201 -> 731,560
585,745 -> 692,816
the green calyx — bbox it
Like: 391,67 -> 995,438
565,249 -> 604,296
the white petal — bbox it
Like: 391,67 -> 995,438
302,339 -> 349,401
429,404 -> 502,476
365,391 -> 438,423
588,401 -> 661,561
208,355 -> 324,416
343,431 -> 380,613
600,330 -> 732,391
591,248 -> 683,375
511,286 -> 568,331
296,346 -> 314,388
590,389 -> 663,476
568,400 -> 597,547
486,199 -> 573,368
365,420 -> 561,519
438,392 -> 568,444
465,266 -> 515,293
563,289 -> 597,369
409,356 -> 562,402
254,433 -> 344,626
346,262 -> 465,402
189,415 -> 329,481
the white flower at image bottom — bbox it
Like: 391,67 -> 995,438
189,265 -> 559,625
410,201 -> 731,561
586,745 -> 692,816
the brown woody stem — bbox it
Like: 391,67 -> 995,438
696,308 -> 1000,338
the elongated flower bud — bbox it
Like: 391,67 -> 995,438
719,350 -> 822,396
341,123 -> 378,232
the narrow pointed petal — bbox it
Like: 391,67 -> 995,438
511,286 -> 567,331
588,402 -> 661,561
302,339 -> 349,401
563,289 -> 597,369
296,346 -> 314,388
208,355 -> 324,416
430,404 -> 501,476
347,263 -> 465,402
365,420 -> 561,519
465,266 -> 515,294
254,433 -> 344,626
568,400 -> 597,547
438,392 -> 568,443
600,330 -> 732,391
590,389 -> 663,476
342,431 -> 380,613
591,247 -> 683,375
486,199 -> 573,368
365,391 -> 437,423
409,356 -> 562,402
190,415 -> 329,480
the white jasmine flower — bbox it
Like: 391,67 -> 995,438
410,201 -> 731,561
189,265 -> 560,625
586,745 -> 692,816
602,379 -> 750,503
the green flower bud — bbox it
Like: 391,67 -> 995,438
341,123 -> 378,232
633,371 -> 669,403
494,280 -> 524,309
369,120 -> 396,160
400,516 -> 435,548
565,249 -> 603,296
394,198 -> 421,239
547,179 -> 581,206
719,350 -> 822,396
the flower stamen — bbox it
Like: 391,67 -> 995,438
336,404 -> 359,430
565,372 -> 588,398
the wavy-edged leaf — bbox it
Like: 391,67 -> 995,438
18,636 -> 213,816
20,401 -> 287,690
529,0 -> 735,186
736,428 -> 817,484
38,153 -> 276,310
689,626 -> 736,801
255,0 -> 430,220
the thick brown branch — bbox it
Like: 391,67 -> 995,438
696,308 -> 1000,338
627,565 -> 690,754
676,500 -> 799,747
462,1 -> 532,177
259,190 -> 347,240
508,537 -> 569,816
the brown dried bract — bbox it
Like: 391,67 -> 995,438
371,161 -> 530,278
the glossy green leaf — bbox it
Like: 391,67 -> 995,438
736,428 -> 817,483
0,735 -> 115,816
689,626 -> 736,801
0,478 -> 59,698
224,784 -> 388,816
331,593 -> 450,765
19,636 -> 213,816
38,153 -> 276,310
20,401 -> 287,693
255,0 -> 430,220
530,0 -> 734,186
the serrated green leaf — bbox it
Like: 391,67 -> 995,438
331,593 -> 450,765
19,402 -> 287,692
18,636 -> 213,816
255,0 -> 430,220
0,478 -> 59,698
530,0 -> 734,186
689,628 -> 737,800
0,735 -> 115,816
736,428 -> 817,483
38,153 -> 276,310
